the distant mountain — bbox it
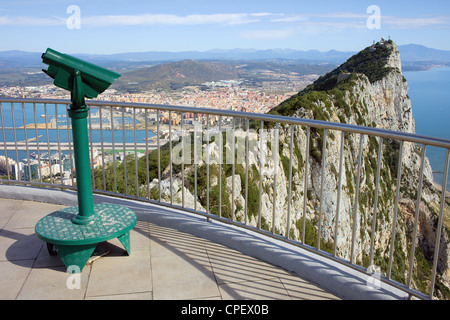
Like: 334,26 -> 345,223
398,44 -> 450,61
1,44 -> 450,70
0,50 -> 43,68
112,59 -> 337,92
75,48 -> 354,63
0,48 -> 354,69
115,59 -> 240,91
70,45 -> 450,65
1,44 -> 450,88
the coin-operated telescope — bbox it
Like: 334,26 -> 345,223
42,48 -> 120,107
36,50 -> 136,274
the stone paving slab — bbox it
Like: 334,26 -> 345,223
0,197 -> 340,300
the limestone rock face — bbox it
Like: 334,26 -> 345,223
266,40 -> 449,298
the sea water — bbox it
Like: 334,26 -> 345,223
404,67 -> 450,191
0,103 -> 155,167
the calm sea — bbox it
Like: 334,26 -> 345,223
0,104 -> 155,165
404,67 -> 450,191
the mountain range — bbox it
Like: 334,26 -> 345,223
1,44 -> 450,69
113,59 -> 337,92
1,43 -> 450,90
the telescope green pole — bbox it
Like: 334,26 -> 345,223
70,70 -> 98,225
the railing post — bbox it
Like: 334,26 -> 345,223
430,149 -> 450,298
302,127 -> 310,244
333,131 -> 345,256
258,120 -> 264,229
369,137 -> 383,265
407,144 -> 427,288
286,124 -> 294,238
350,133 -> 364,264
111,107 -> 117,193
318,128 -> 328,250
0,102 -> 11,180
272,123 -> 279,234
388,140 -> 404,279
219,116 -> 223,218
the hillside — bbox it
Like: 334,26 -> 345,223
112,59 -> 335,92
115,59 -> 240,91
1,44 -> 449,88
270,40 -> 401,117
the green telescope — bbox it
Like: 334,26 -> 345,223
36,49 -> 136,273
42,48 -> 120,104
41,48 -> 121,225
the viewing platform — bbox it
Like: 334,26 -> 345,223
0,187 -> 339,300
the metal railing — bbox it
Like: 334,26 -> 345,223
1,97 -> 449,300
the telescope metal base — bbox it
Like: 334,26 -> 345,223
35,203 -> 136,273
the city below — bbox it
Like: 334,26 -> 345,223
0,73 -> 318,114
0,72 -> 319,187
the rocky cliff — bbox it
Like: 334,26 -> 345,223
138,40 -> 449,298
268,40 -> 449,298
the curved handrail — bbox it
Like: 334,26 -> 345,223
2,97 -> 449,149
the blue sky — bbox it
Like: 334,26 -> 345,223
1,0 -> 450,54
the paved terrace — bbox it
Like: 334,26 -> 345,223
0,193 -> 338,300
0,185 -> 410,300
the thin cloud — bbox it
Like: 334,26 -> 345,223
383,15 -> 450,29
271,15 -> 309,23
81,13 -> 266,27
1,11 -> 449,30
0,15 -> 65,26
0,12 -> 267,27
271,12 -> 450,29
271,12 -> 367,23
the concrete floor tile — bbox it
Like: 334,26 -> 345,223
149,223 -> 209,260
219,278 -> 292,300
0,259 -> 34,299
152,251 -> 219,300
207,245 -> 280,285
0,227 -> 44,262
86,291 -> 153,300
278,270 -> 339,300
0,198 -> 21,230
17,265 -> 89,300
33,241 -> 66,268
3,201 -> 65,229
107,221 -> 151,252
0,197 -> 344,300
